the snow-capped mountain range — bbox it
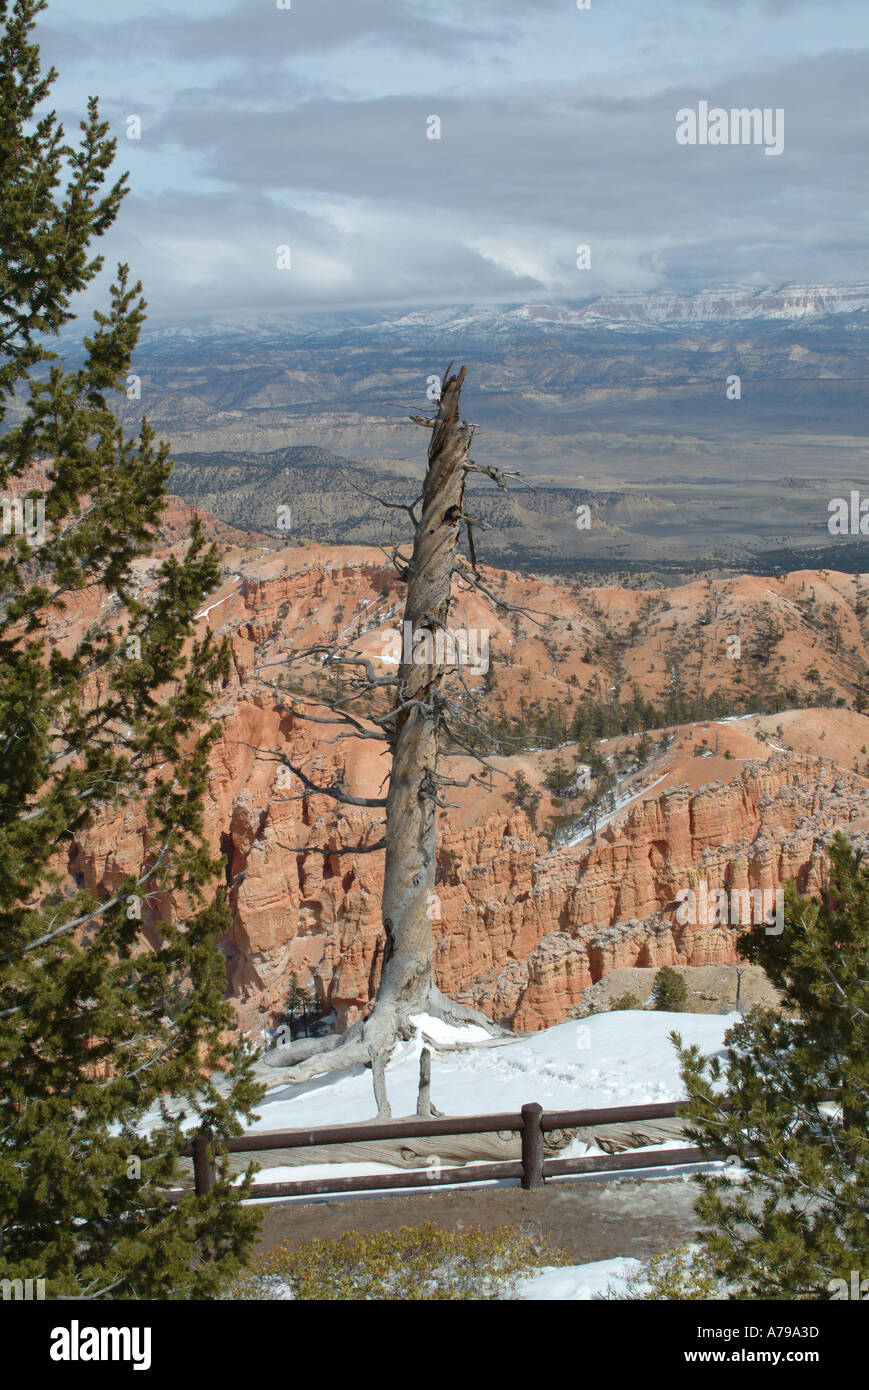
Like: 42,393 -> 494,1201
516,283 -> 869,326
127,283 -> 869,350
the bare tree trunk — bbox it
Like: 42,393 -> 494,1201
370,1046 -> 392,1119
261,368 -> 498,1092
375,367 -> 473,1018
416,1045 -> 442,1118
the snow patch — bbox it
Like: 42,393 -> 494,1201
407,1013 -> 492,1046
195,584 -> 241,622
251,1011 -> 735,1134
516,1256 -> 641,1301
564,774 -> 669,847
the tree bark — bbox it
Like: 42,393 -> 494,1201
369,1046 -> 392,1119
416,1045 -> 442,1118
261,367 -> 497,1090
375,366 -> 473,1018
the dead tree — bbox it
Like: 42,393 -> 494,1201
252,367 -> 533,1100
416,1046 -> 442,1118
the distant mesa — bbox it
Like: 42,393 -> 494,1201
517,284 -> 869,329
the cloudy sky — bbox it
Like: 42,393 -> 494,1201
37,0 -> 869,323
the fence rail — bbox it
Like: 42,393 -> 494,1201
181,1099 -> 715,1203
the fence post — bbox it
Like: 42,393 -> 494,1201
192,1130 -> 214,1197
520,1103 -> 544,1190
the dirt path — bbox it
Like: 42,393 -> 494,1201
257,1175 -> 704,1265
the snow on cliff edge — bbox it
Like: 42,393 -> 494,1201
252,1009 -> 734,1135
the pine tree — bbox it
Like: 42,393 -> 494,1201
0,0 -> 262,1299
675,834 -> 869,1298
651,966 -> 688,1012
284,971 -> 316,1039
608,992 -> 642,1012
511,770 -> 540,830
543,754 -> 572,797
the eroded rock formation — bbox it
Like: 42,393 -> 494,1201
54,499 -> 869,1037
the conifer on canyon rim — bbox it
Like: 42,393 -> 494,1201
0,0 -> 261,1297
676,836 -> 869,1297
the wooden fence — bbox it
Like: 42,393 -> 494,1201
183,1099 -> 717,1203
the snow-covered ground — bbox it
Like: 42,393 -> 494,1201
564,774 -> 670,847
238,1010 -> 734,1195
254,1010 -> 730,1129
516,1256 -> 641,1300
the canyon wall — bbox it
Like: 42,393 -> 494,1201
74,690 -> 866,1035
63,526 -> 869,1037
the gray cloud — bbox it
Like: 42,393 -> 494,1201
37,1 -> 869,319
45,0 -> 506,69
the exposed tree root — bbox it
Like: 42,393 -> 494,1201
253,989 -> 503,1094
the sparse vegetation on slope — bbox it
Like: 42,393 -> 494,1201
229,1222 -> 562,1301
